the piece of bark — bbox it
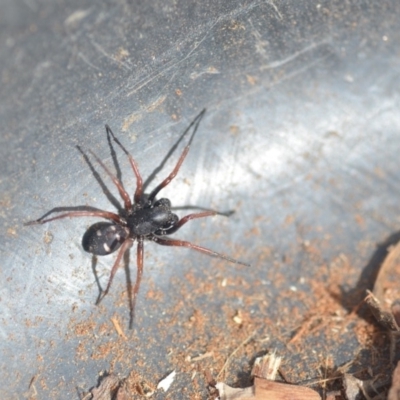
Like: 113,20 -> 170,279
343,373 -> 364,400
251,352 -> 281,380
254,378 -> 321,400
388,361 -> 400,400
365,290 -> 399,331
217,377 -> 321,399
365,241 -> 400,366
374,242 -> 400,306
366,240 -> 400,331
216,382 -> 254,400
90,374 -> 128,400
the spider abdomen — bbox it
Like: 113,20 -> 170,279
128,207 -> 177,236
82,222 -> 129,255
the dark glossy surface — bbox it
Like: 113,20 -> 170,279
1,0 -> 400,398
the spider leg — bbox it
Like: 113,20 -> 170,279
159,211 -> 217,235
148,109 -> 206,202
96,238 -> 134,305
106,125 -> 144,204
128,237 -> 144,329
25,209 -> 121,225
88,150 -> 132,210
152,236 -> 250,267
172,205 -> 234,217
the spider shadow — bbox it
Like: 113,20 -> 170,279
78,109 -> 211,215
91,249 -> 135,328
142,109 -> 205,193
26,144 -> 126,222
76,145 -> 123,213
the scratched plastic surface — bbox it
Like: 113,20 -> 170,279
1,1 -> 400,398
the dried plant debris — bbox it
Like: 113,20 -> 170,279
366,240 -> 400,330
156,370 -> 176,392
365,240 -> 400,368
86,374 -> 128,400
388,361 -> 400,400
83,370 -> 178,399
365,240 -> 400,329
77,239 -> 400,400
217,377 -> 321,400
373,242 -> 400,308
365,290 -> 400,332
357,239 -> 400,399
251,351 -> 281,380
216,382 -> 254,399
342,373 -> 391,400
214,351 -> 395,400
341,374 -> 361,400
216,353 -> 321,400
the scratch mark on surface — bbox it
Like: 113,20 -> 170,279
250,21 -> 269,58
78,52 -> 101,71
127,18 -> 220,96
21,61 -> 53,100
90,38 -> 132,71
267,0 -> 283,20
64,9 -> 91,27
190,66 -> 220,80
122,95 -> 167,131
260,40 -> 330,70
125,1 -> 267,97
146,95 -> 168,112
223,51 -> 332,114
266,52 -> 331,85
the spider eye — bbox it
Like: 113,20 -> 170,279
82,222 -> 128,256
153,198 -> 171,208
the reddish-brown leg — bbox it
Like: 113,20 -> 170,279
96,238 -> 134,304
106,125 -> 144,203
128,237 -> 144,328
152,236 -> 250,267
25,210 -> 121,225
161,211 -> 217,235
88,150 -> 132,210
148,145 -> 191,202
148,110 -> 205,202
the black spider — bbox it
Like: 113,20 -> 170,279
26,110 -> 249,327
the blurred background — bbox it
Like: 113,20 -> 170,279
1,0 -> 400,398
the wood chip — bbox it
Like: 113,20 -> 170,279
90,375 -> 128,400
251,352 -> 281,380
389,361 -> 400,400
217,377 -> 321,399
111,316 -> 127,340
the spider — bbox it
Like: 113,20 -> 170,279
26,110 -> 249,327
